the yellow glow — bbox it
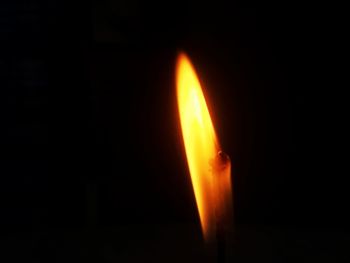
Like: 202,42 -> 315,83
176,52 -> 220,239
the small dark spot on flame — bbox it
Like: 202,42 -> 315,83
216,151 -> 230,167
209,151 -> 230,172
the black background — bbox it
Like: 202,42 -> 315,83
1,0 -> 347,262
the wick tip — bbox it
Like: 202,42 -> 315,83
213,151 -> 230,170
217,150 -> 230,162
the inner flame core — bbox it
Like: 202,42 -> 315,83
176,52 -> 220,240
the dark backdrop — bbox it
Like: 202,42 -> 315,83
1,0 -> 345,251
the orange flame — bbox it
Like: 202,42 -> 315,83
176,52 -> 232,240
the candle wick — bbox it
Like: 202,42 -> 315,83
211,151 -> 230,172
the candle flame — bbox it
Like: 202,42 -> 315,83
176,52 -> 231,240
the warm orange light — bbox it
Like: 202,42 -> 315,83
176,52 -> 232,241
